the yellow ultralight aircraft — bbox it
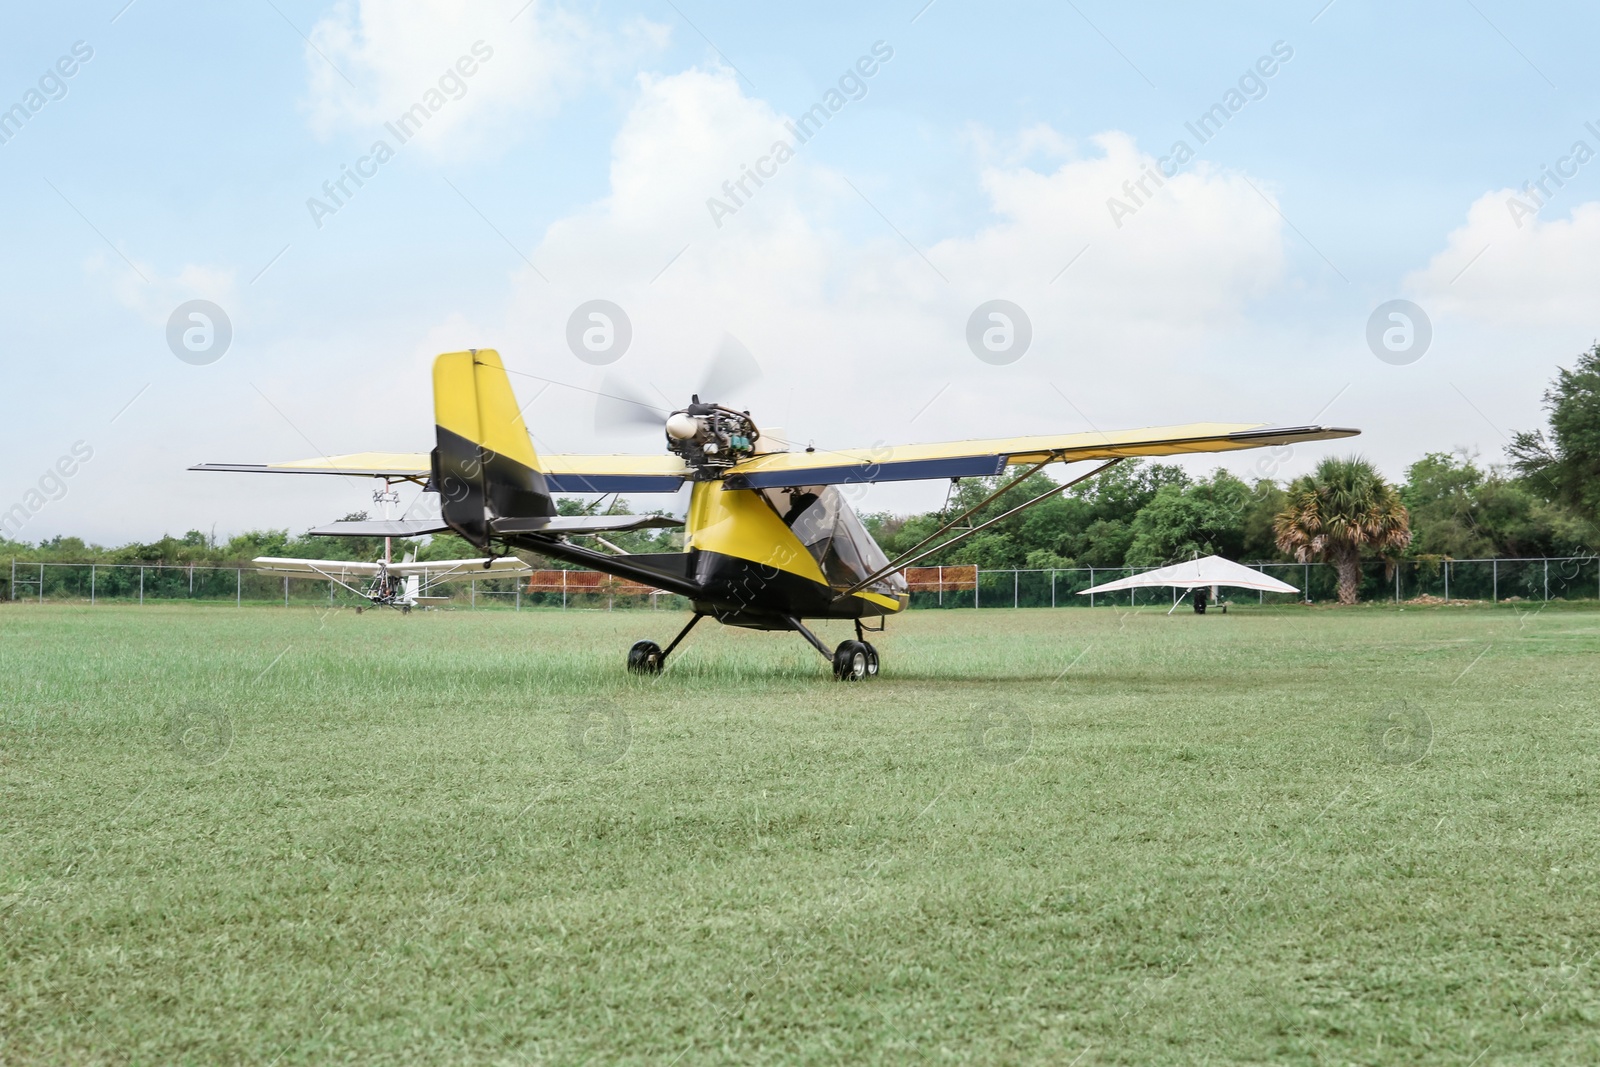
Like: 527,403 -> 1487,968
195,349 -> 1356,680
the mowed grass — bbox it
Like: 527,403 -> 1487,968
3,601 -> 1599,1065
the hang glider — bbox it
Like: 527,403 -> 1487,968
1078,555 -> 1300,595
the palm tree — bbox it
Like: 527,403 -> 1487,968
1274,457 -> 1411,605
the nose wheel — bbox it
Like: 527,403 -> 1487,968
784,616 -> 884,682
832,640 -> 879,681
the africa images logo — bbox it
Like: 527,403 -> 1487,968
1106,40 -> 1293,228
705,41 -> 894,228
305,41 -> 494,229
0,40 -> 94,148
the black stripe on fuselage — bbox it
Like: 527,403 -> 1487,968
691,550 -> 903,624
505,538 -> 902,624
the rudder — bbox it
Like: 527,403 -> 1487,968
432,349 -> 554,547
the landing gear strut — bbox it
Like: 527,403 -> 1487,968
854,619 -> 880,678
629,614 -> 883,681
788,616 -> 881,682
627,613 -> 704,674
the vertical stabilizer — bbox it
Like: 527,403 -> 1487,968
432,349 -> 554,547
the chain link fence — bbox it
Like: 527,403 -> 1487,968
6,556 -> 1597,610
929,556 -> 1600,609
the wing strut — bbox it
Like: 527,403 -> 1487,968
835,458 -> 1124,600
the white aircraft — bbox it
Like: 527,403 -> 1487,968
253,486 -> 531,612
253,554 -> 531,612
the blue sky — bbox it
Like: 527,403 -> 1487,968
3,0 -> 1598,543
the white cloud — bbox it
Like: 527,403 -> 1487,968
1406,191 -> 1600,326
93,253 -> 236,325
482,69 -> 1294,503
136,67 -> 1313,537
303,0 -> 668,155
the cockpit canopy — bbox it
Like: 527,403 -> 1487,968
761,485 -> 908,597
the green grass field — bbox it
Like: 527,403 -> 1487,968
3,601 -> 1599,1065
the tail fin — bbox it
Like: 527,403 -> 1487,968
432,349 -> 553,547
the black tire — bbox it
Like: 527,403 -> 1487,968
833,640 -> 869,682
862,642 -> 880,677
628,640 -> 665,674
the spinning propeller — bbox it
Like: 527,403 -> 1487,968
593,334 -> 763,437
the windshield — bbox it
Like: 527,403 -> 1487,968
761,485 -> 907,596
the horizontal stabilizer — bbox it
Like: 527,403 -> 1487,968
490,514 -> 683,535
307,519 -> 452,537
190,452 -> 689,493
191,454 -> 430,478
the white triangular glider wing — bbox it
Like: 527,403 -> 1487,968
1077,555 -> 1299,595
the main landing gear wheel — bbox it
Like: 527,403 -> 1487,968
862,642 -> 880,677
833,640 -> 870,682
627,640 -> 664,674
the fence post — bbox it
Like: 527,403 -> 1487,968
9,558 -> 13,601
1544,558 -> 1549,601
1013,570 -> 1018,609
91,564 -> 96,605
516,585 -> 521,611
938,565 -> 943,607
975,569 -> 980,609
40,563 -> 45,603
562,569 -> 567,610
138,566 -> 144,605
284,576 -> 288,607
1492,559 -> 1497,604
237,568 -> 241,607
471,579 -> 476,609
1088,566 -> 1094,607
1444,561 -> 1450,602
1051,570 -> 1056,608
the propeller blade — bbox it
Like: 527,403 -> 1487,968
593,375 -> 670,436
698,333 -> 763,402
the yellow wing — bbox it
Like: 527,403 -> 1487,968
722,423 -> 1358,489
193,423 -> 1356,492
